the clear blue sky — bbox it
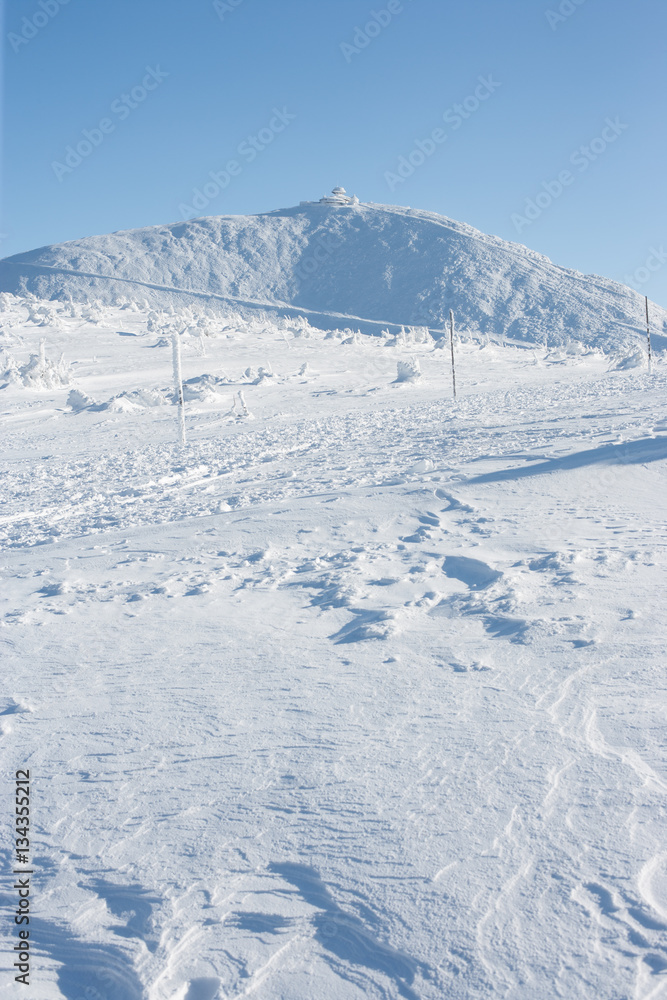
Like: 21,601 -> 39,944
2,0 -> 666,305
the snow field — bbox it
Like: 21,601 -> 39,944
1,294 -> 666,999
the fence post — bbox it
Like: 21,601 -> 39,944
449,309 -> 457,400
171,331 -> 186,446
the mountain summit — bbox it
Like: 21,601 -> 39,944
2,196 -> 663,350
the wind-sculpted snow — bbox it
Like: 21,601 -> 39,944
1,295 -> 666,999
2,202 -> 665,351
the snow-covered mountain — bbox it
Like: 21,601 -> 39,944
2,196 -> 664,351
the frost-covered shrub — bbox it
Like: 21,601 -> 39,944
99,388 -> 170,410
67,389 -> 95,411
230,389 -> 253,420
407,325 -> 432,344
386,325 -> 433,347
384,327 -> 404,347
1,353 -> 20,384
290,315 -> 314,339
396,358 -> 421,382
26,304 -> 54,325
147,311 -> 162,333
81,303 -> 103,324
13,342 -> 71,388
0,292 -> 20,311
251,366 -> 274,384
181,374 -> 231,402
611,349 -> 646,371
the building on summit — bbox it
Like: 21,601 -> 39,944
301,187 -> 360,207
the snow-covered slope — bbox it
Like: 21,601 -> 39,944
1,293 -> 666,1000
2,201 -> 665,351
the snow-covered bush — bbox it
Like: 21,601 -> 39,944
230,389 -> 253,420
408,325 -> 433,344
289,315 -> 314,339
181,374 -> 231,402
396,358 -> 421,382
81,303 -> 104,325
26,304 -> 54,326
12,342 -> 71,388
0,292 -> 20,312
1,353 -> 21,384
385,325 -> 433,346
67,389 -> 95,411
251,366 -> 274,384
611,349 -> 646,371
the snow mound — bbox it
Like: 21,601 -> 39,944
182,373 -> 231,401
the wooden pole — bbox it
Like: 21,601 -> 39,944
449,309 -> 457,400
645,296 -> 652,374
171,331 -> 186,446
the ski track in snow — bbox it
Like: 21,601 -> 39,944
1,296 -> 666,1000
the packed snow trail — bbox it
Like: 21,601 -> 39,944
1,296 -> 666,1000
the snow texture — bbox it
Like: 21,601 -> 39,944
0,250 -> 666,1000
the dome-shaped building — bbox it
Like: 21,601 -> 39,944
319,186 -> 360,206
